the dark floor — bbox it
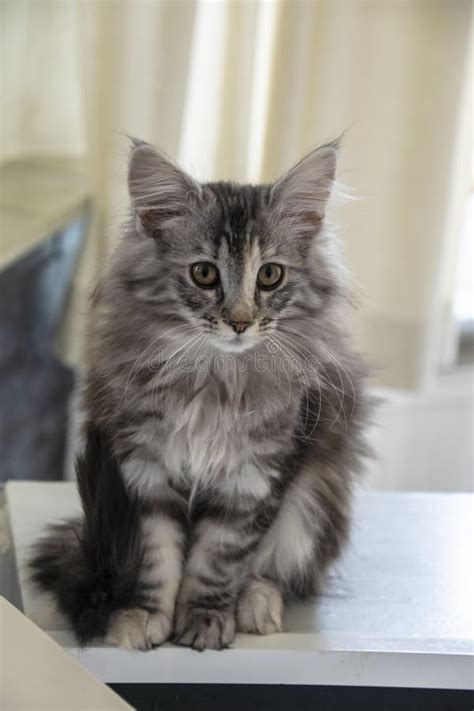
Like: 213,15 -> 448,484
109,683 -> 474,711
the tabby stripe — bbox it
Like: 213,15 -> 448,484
215,539 -> 260,563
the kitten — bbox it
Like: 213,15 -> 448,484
31,139 -> 370,651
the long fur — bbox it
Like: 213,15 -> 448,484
29,139 -> 372,651
30,425 -> 145,644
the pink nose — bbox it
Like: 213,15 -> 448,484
229,320 -> 252,334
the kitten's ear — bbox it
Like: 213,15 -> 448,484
128,140 -> 200,233
270,143 -> 338,229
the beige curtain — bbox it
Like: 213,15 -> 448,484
1,0 -> 472,388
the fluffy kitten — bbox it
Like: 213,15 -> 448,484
31,139 -> 370,651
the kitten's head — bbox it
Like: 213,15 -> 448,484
124,140 -> 342,353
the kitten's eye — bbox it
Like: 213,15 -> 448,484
257,263 -> 284,290
191,262 -> 220,288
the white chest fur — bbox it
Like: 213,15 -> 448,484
163,389 -> 252,479
159,382 -> 280,500
123,370 -> 291,502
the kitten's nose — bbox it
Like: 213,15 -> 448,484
228,320 -> 252,334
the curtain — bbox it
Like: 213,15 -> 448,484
1,0 -> 472,388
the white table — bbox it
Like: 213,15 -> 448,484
5,482 -> 474,705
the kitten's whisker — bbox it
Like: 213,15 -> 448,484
278,325 -> 356,403
152,332 -> 206,410
123,322 -> 198,402
185,333 -> 207,395
273,333 -> 325,437
261,338 -> 287,412
264,336 -> 293,410
276,330 -> 341,425
272,336 -> 317,436
318,344 -> 357,417
277,327 -> 349,430
282,340 -> 342,435
267,334 -> 322,436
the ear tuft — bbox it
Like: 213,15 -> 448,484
128,141 -> 199,233
270,143 -> 338,229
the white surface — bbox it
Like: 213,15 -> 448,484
366,374 -> 474,493
6,482 -> 474,689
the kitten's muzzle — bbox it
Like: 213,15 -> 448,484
226,319 -> 254,334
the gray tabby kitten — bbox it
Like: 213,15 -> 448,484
32,139 -> 369,651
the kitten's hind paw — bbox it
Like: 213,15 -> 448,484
173,609 -> 236,651
105,608 -> 172,650
237,579 -> 283,635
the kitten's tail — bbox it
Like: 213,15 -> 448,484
29,424 -> 144,644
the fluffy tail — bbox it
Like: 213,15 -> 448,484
30,424 -> 145,644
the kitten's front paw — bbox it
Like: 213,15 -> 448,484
237,579 -> 283,635
173,608 -> 236,651
105,608 -> 172,650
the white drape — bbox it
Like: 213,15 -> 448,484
1,0 -> 472,388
